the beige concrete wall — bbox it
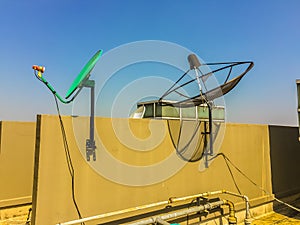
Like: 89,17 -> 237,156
269,125 -> 300,198
0,121 -> 36,208
31,115 -> 273,225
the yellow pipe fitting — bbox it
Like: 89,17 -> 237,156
223,199 -> 237,225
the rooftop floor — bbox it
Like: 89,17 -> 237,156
251,197 -> 300,225
251,212 -> 300,225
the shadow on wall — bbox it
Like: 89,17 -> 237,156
269,125 -> 300,198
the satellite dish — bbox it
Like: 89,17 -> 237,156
65,50 -> 103,99
33,50 -> 103,103
133,54 -> 254,166
33,50 -> 103,161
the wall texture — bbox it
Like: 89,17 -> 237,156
31,115 -> 273,225
0,121 -> 36,208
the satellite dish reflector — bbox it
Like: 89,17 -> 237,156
33,50 -> 103,104
160,61 -> 254,107
132,54 -> 254,166
65,50 -> 103,99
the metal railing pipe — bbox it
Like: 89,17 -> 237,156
56,190 -> 224,225
57,190 -> 251,225
126,200 -> 228,225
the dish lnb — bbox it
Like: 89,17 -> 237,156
188,54 -> 201,70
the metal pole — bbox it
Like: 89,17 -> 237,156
194,67 -> 202,93
296,80 -> 300,141
223,190 -> 251,225
84,79 -> 96,161
90,84 -> 95,143
204,121 -> 208,168
208,102 -> 213,156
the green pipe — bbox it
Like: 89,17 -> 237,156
40,76 -> 71,104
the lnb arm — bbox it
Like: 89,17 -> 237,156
33,66 -> 72,104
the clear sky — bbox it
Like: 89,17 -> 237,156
0,0 -> 299,126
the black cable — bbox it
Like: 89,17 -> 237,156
213,153 -> 265,194
210,152 -> 300,219
209,153 -> 267,221
167,119 -> 204,162
34,70 -> 84,222
210,153 -> 242,194
54,95 -> 85,225
25,208 -> 32,225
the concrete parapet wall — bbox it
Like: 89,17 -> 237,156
269,125 -> 300,198
1,117 -> 299,224
31,115 -> 273,225
0,121 -> 35,208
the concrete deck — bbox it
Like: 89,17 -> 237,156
251,197 -> 300,225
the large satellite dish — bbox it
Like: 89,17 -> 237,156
132,54 -> 254,166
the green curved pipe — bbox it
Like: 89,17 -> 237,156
39,76 -> 71,104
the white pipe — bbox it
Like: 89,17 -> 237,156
56,190 -> 224,225
223,190 -> 251,225
57,190 -> 251,225
155,218 -> 170,225
126,200 -> 226,225
194,67 -> 203,93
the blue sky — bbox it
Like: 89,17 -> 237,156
0,0 -> 299,126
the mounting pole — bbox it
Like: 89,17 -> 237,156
208,102 -> 213,156
297,80 -> 300,141
190,54 -> 213,166
82,79 -> 96,161
204,102 -> 213,168
194,61 -> 214,165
